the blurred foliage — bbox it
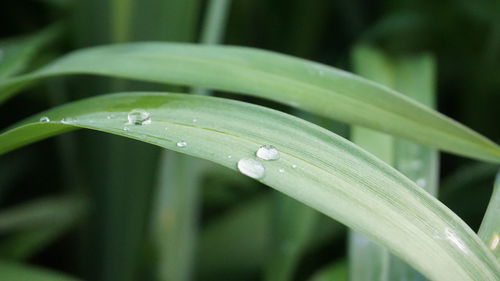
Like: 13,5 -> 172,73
0,0 -> 498,280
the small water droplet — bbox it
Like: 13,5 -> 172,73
164,127 -> 168,130
278,168 -> 285,173
416,178 -> 427,187
192,118 -> 197,123
237,158 -> 265,179
39,116 -> 50,122
127,109 -> 151,125
176,140 -> 187,147
292,164 -> 297,169
227,155 -> 232,159
123,127 -> 129,131
256,145 -> 280,161
107,115 -> 113,120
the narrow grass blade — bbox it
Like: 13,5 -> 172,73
264,193 -> 318,281
389,50 -> 440,280
151,152 -> 203,281
308,260 -> 347,281
0,24 -> 61,79
0,226 -> 69,261
198,195 -> 271,278
0,261 -> 81,281
0,92 -> 498,281
478,171 -> 500,260
0,43 -> 498,162
349,45 -> 395,281
152,1 -> 225,280
0,195 -> 85,233
0,195 -> 86,260
264,114 -> 348,281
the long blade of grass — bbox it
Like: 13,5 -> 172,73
308,260 -> 347,281
349,45 -> 395,281
0,261 -> 81,281
0,195 -> 85,232
151,1 -> 226,280
349,45 -> 440,281
478,171 -> 500,260
0,92 -> 498,281
0,24 -> 61,79
264,192 -> 319,281
0,195 -> 85,260
389,50 -> 439,280
264,2 -> 335,279
0,44 -> 498,163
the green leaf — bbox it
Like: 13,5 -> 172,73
0,43 -> 498,163
0,195 -> 85,233
479,171 -> 500,261
0,195 -> 86,260
308,260 -> 347,281
0,92 -> 498,281
349,45 -> 395,281
0,24 -> 61,79
0,261 -> 80,281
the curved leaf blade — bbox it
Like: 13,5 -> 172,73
0,43 -> 498,162
0,92 -> 498,281
0,261 -> 81,281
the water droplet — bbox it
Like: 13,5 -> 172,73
227,155 -> 232,159
123,127 -> 129,131
39,116 -> 50,122
278,168 -> 285,173
256,145 -> 280,161
127,109 -> 151,125
106,114 -> 113,120
416,178 -> 427,187
192,118 -> 197,123
292,164 -> 297,169
491,234 -> 499,250
237,158 -> 265,179
176,140 -> 187,148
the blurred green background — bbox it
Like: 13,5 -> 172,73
0,0 -> 499,280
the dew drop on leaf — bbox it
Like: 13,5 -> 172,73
176,140 -> 187,147
237,158 -> 265,179
127,109 -> 151,125
39,116 -> 50,122
256,144 -> 280,160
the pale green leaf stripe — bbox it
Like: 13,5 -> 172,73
0,43 -> 498,162
0,92 -> 498,281
0,260 -> 81,281
479,171 -> 500,261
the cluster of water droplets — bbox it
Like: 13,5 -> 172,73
236,144 -> 295,180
